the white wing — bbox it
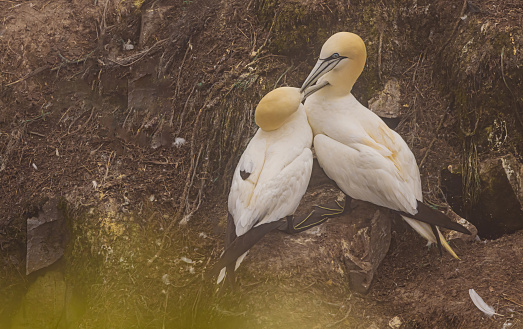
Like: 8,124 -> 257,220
228,129 -> 267,222
230,146 -> 313,236
253,148 -> 313,227
364,116 -> 422,202
314,133 -> 418,214
307,94 -> 421,214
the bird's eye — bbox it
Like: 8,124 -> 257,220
332,53 -> 340,59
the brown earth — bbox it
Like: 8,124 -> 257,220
1,0 -> 522,328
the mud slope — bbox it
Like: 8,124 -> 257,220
1,0 -> 522,328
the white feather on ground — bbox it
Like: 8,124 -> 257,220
469,288 -> 502,317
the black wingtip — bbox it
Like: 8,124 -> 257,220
401,202 -> 472,235
206,219 -> 285,280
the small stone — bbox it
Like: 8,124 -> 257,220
368,78 -> 401,119
388,316 -> 402,328
122,39 -> 134,51
162,274 -> 170,285
173,137 -> 186,148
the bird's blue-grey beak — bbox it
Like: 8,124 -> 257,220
300,56 -> 345,93
301,81 -> 329,102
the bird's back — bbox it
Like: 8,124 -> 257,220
228,107 -> 313,236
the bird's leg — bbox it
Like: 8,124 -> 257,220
280,197 -> 349,234
340,194 -> 353,215
430,224 -> 443,257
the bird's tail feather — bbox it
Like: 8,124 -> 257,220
209,220 -> 285,283
216,250 -> 250,284
401,215 -> 459,259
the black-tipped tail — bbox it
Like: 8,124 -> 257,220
399,201 -> 471,235
206,219 -> 286,280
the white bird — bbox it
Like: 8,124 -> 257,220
300,32 -> 470,258
213,87 -> 314,284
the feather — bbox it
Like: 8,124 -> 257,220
469,289 -> 502,317
217,267 -> 226,284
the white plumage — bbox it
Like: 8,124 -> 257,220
301,32 -> 459,258
307,94 -> 421,214
218,87 -> 313,283
228,115 -> 313,236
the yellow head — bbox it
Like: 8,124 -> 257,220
301,32 -> 367,98
255,87 -> 301,131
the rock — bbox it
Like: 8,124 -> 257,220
368,78 -> 401,119
26,199 -> 68,275
475,156 -> 523,237
441,155 -> 523,239
444,207 -> 478,242
388,316 -> 402,328
501,154 -> 523,208
240,182 -> 392,295
341,201 -> 392,294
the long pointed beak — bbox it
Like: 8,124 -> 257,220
300,57 -> 343,93
301,81 -> 329,101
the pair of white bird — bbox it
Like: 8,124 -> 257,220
212,32 -> 470,285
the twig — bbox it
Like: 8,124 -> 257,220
162,289 -> 169,329
408,96 -> 418,148
244,54 -> 285,69
24,111 -> 50,123
51,50 -> 96,74
105,45 -> 161,67
437,0 -> 468,56
503,295 -> 523,308
273,65 -> 293,89
459,108 -> 481,137
173,84 -> 196,131
378,28 -> 383,81
103,150 -> 114,183
104,39 -> 167,67
411,52 -> 424,85
174,38 -> 192,99
143,160 -> 178,166
98,0 -> 109,51
250,9 -> 278,58
6,66 -> 50,86
500,46 -> 523,129
60,106 -> 95,138
122,107 -> 133,129
326,305 -> 352,328
28,131 -> 45,138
